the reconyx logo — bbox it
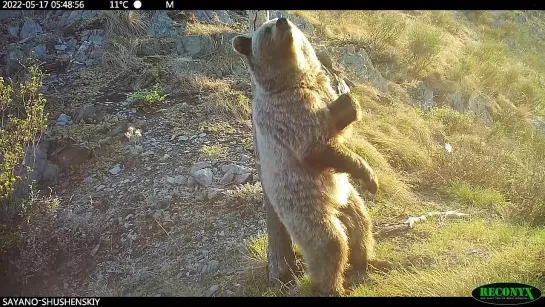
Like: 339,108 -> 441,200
472,282 -> 542,305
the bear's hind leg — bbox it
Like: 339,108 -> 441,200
286,213 -> 350,296
339,189 -> 393,273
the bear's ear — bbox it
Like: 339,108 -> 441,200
232,35 -> 252,56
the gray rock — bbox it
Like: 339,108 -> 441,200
193,11 -> 232,24
5,45 -> 24,75
215,11 -> 233,24
109,164 -> 122,175
136,39 -> 176,56
222,164 -> 253,175
82,29 -> 106,47
467,92 -> 496,126
193,168 -> 214,187
190,162 -> 212,175
205,284 -> 219,297
77,104 -> 97,123
334,45 -> 388,92
56,114 -> 71,126
147,11 -> 175,38
411,82 -> 435,113
234,173 -> 252,185
30,44 -> 47,59
8,26 -> 19,37
90,244 -> 100,257
0,11 -> 21,20
187,176 -> 198,188
178,36 -> 213,58
219,171 -> 235,185
66,38 -> 78,51
446,90 -> 465,112
55,44 -> 67,51
11,146 -> 52,198
74,41 -> 91,63
165,175 -> 186,186
20,18 -> 42,40
58,10 -> 97,28
42,162 -> 60,182
530,117 -> 545,136
83,176 -> 95,184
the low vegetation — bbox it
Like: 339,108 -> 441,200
0,66 -> 48,207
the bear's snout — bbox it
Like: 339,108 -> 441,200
276,18 -> 290,31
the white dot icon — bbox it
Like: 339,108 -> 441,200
133,0 -> 142,9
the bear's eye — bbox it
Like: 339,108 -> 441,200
264,27 -> 271,35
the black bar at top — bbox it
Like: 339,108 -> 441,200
1,0 -> 544,10
0,0 -> 178,10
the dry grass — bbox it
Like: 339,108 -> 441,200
186,22 -> 235,35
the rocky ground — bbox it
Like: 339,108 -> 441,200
0,10 -> 270,296
1,10 -> 544,297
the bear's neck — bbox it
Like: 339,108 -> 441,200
254,69 -> 327,95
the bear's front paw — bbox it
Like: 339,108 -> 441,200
366,172 -> 379,195
355,168 -> 378,195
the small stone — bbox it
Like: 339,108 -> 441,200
90,244 -> 100,257
190,162 -> 212,175
83,176 -> 95,184
110,164 -> 121,175
178,135 -> 189,141
96,185 -> 105,191
166,175 -> 186,186
193,168 -> 214,187
198,133 -> 207,138
159,154 -> 170,161
205,284 -> 219,297
235,173 -> 252,185
56,113 -> 71,126
55,44 -> 67,51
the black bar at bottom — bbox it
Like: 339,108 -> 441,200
0,297 -> 543,306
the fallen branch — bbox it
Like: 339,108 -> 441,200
374,210 -> 469,240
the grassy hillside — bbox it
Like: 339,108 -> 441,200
239,10 -> 545,296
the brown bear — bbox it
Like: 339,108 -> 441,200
232,17 -> 385,296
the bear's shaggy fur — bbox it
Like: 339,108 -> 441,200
233,17 -> 384,296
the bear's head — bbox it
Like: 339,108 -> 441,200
232,18 -> 322,90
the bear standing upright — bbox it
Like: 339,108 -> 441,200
232,17 -> 385,296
